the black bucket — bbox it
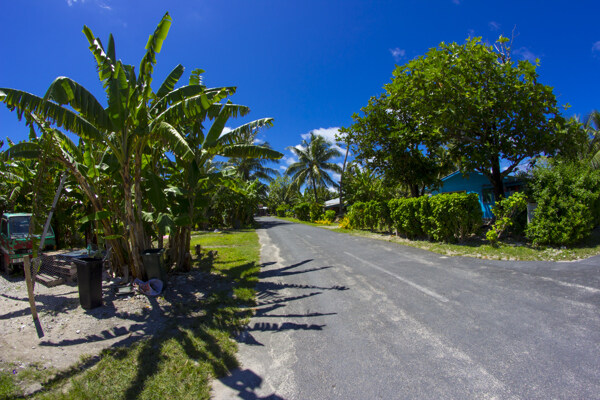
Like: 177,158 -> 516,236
74,257 -> 103,309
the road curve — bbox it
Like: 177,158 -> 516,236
213,217 -> 600,399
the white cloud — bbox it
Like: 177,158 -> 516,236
389,47 -> 406,62
67,0 -> 112,10
592,41 -> 600,53
452,0 -> 460,4
514,47 -> 539,62
253,138 -> 265,145
467,29 -> 476,38
301,127 -> 340,143
488,21 -> 501,31
282,155 -> 297,166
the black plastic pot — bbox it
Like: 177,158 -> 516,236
74,257 -> 103,309
141,248 -> 166,285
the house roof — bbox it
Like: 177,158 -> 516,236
325,198 -> 340,207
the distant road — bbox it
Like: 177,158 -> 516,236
214,217 -> 600,399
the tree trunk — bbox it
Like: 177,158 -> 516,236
60,157 -> 128,273
490,158 -> 505,204
338,143 -> 350,215
134,146 -> 151,250
122,165 -> 144,279
409,183 -> 420,198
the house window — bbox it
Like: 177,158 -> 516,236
482,188 -> 494,204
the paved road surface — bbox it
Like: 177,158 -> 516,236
213,217 -> 600,399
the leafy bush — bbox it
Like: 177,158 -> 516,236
389,197 -> 425,238
347,202 -> 366,229
324,210 -> 336,223
486,192 -> 528,244
525,160 -> 600,245
276,204 -> 288,218
294,202 -> 310,221
309,202 -> 324,222
428,193 -> 482,242
363,201 -> 380,231
389,193 -> 481,242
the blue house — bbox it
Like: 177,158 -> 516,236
430,171 -> 524,219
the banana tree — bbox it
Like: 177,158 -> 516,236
159,98 -> 282,271
0,13 -> 239,277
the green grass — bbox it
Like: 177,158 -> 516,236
277,216 -> 336,228
0,370 -> 20,399
20,229 -> 261,400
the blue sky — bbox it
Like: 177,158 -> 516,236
2,0 -> 600,181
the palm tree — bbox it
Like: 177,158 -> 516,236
286,132 -> 342,203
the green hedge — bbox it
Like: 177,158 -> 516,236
310,202 -> 324,222
388,193 -> 482,242
276,204 -> 288,218
324,210 -> 336,223
347,200 -> 389,231
294,202 -> 310,221
525,161 -> 600,245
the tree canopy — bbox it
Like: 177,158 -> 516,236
345,36 -> 573,200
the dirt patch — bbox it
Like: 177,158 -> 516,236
0,267 -> 216,377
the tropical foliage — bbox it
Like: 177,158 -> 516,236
0,13 -> 281,276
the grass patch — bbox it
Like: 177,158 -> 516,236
27,229 -> 260,400
277,217 -> 337,228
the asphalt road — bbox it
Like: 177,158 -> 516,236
213,217 -> 600,399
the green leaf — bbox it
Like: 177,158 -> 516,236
156,64 -> 184,99
80,210 -> 111,224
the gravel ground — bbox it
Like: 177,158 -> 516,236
0,266 -> 214,379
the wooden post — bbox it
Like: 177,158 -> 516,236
23,257 -> 44,338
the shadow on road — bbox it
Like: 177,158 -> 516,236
257,219 -> 292,230
218,368 -> 286,399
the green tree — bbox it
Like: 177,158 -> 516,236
285,133 -> 342,203
383,36 -> 569,201
266,175 -> 299,211
344,94 -> 445,197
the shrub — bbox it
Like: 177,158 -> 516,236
294,202 -> 310,221
309,202 -> 324,222
486,192 -> 528,244
324,210 -> 336,223
285,210 -> 294,218
276,204 -> 288,218
525,160 -> 600,245
339,216 -> 352,229
389,197 -> 425,238
428,192 -> 482,242
389,193 -> 481,242
347,202 -> 366,229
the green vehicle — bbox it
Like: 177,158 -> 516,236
0,213 -> 56,274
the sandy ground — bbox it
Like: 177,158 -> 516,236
0,267 -> 212,380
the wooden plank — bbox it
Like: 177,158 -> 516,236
36,273 -> 65,288
24,258 -> 44,338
